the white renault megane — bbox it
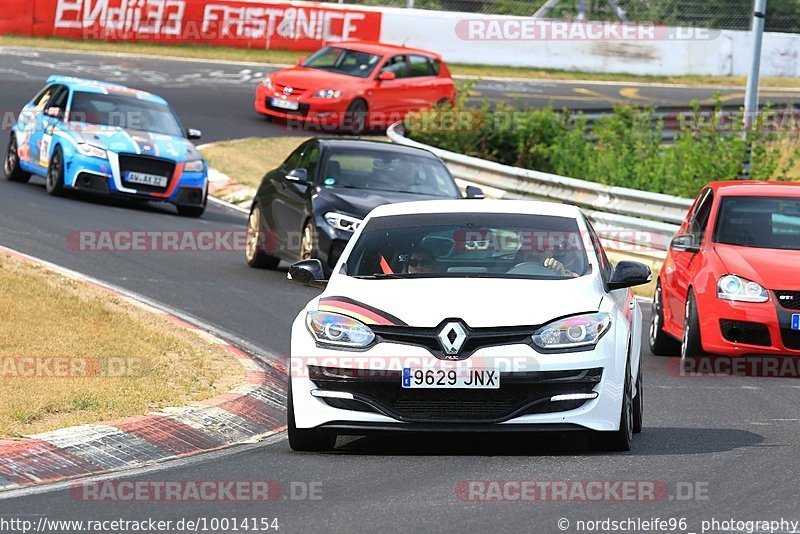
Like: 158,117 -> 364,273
287,200 -> 650,451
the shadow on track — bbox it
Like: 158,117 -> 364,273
15,177 -> 246,225
328,426 -> 763,457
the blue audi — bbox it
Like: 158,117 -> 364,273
4,76 -> 209,217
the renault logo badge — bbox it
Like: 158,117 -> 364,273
283,86 -> 294,95
438,321 -> 467,356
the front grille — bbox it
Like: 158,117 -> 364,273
274,84 -> 307,95
371,324 -> 536,360
775,291 -> 800,310
312,367 -> 602,423
119,154 -> 175,193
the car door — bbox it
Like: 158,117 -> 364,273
405,55 -> 440,110
35,85 -> 70,172
369,55 -> 411,117
25,85 -> 60,172
271,140 -> 319,259
259,143 -> 304,258
666,188 -> 714,327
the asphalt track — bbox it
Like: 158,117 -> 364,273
0,47 -> 799,533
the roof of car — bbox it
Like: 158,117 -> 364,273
369,199 -> 584,219
331,41 -> 443,59
316,138 -> 438,158
45,75 -> 168,106
708,180 -> 800,197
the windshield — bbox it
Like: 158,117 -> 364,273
321,149 -> 460,197
345,213 -> 590,280
714,196 -> 800,250
301,46 -> 382,78
69,92 -> 184,137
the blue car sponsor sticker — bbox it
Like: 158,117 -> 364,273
793,314 -> 800,331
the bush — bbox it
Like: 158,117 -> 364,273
405,100 -> 799,198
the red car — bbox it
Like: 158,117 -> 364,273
650,181 -> 800,357
254,41 -> 456,132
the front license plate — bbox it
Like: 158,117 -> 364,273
271,97 -> 299,111
402,368 -> 499,389
792,314 -> 800,330
126,171 -> 167,188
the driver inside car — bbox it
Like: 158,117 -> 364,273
513,239 -> 580,278
404,248 -> 438,274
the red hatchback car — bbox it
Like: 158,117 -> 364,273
254,41 -> 456,132
650,181 -> 800,357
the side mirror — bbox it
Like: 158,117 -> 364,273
298,56 -> 308,65
670,234 -> 700,253
45,106 -> 62,119
608,260 -> 652,290
378,70 -> 396,81
286,168 -> 309,184
187,128 -> 202,140
465,185 -> 485,199
288,259 -> 327,288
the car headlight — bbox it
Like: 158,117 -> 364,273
306,311 -> 375,348
76,143 -> 107,159
313,89 -> 343,99
184,159 -> 205,173
261,77 -> 272,89
717,274 -> 769,303
532,312 -> 612,350
325,212 -> 362,233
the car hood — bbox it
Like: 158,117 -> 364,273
315,187 -> 453,220
319,276 -> 603,328
713,243 -> 800,290
69,122 -> 201,162
270,67 -> 363,91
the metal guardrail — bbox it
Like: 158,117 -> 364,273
387,122 -> 693,262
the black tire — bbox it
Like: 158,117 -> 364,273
245,204 -> 280,269
287,379 -> 336,452
4,134 -> 31,183
649,280 -> 681,356
344,99 -> 368,134
45,146 -> 66,196
300,219 -> 317,262
593,358 -> 633,452
632,360 -> 643,434
681,290 -> 707,358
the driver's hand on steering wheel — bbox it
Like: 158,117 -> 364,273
543,257 -> 567,275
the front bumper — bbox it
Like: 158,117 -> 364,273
65,153 -> 207,206
314,215 -> 354,269
254,85 -> 347,128
698,293 -> 800,355
290,317 -> 626,433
